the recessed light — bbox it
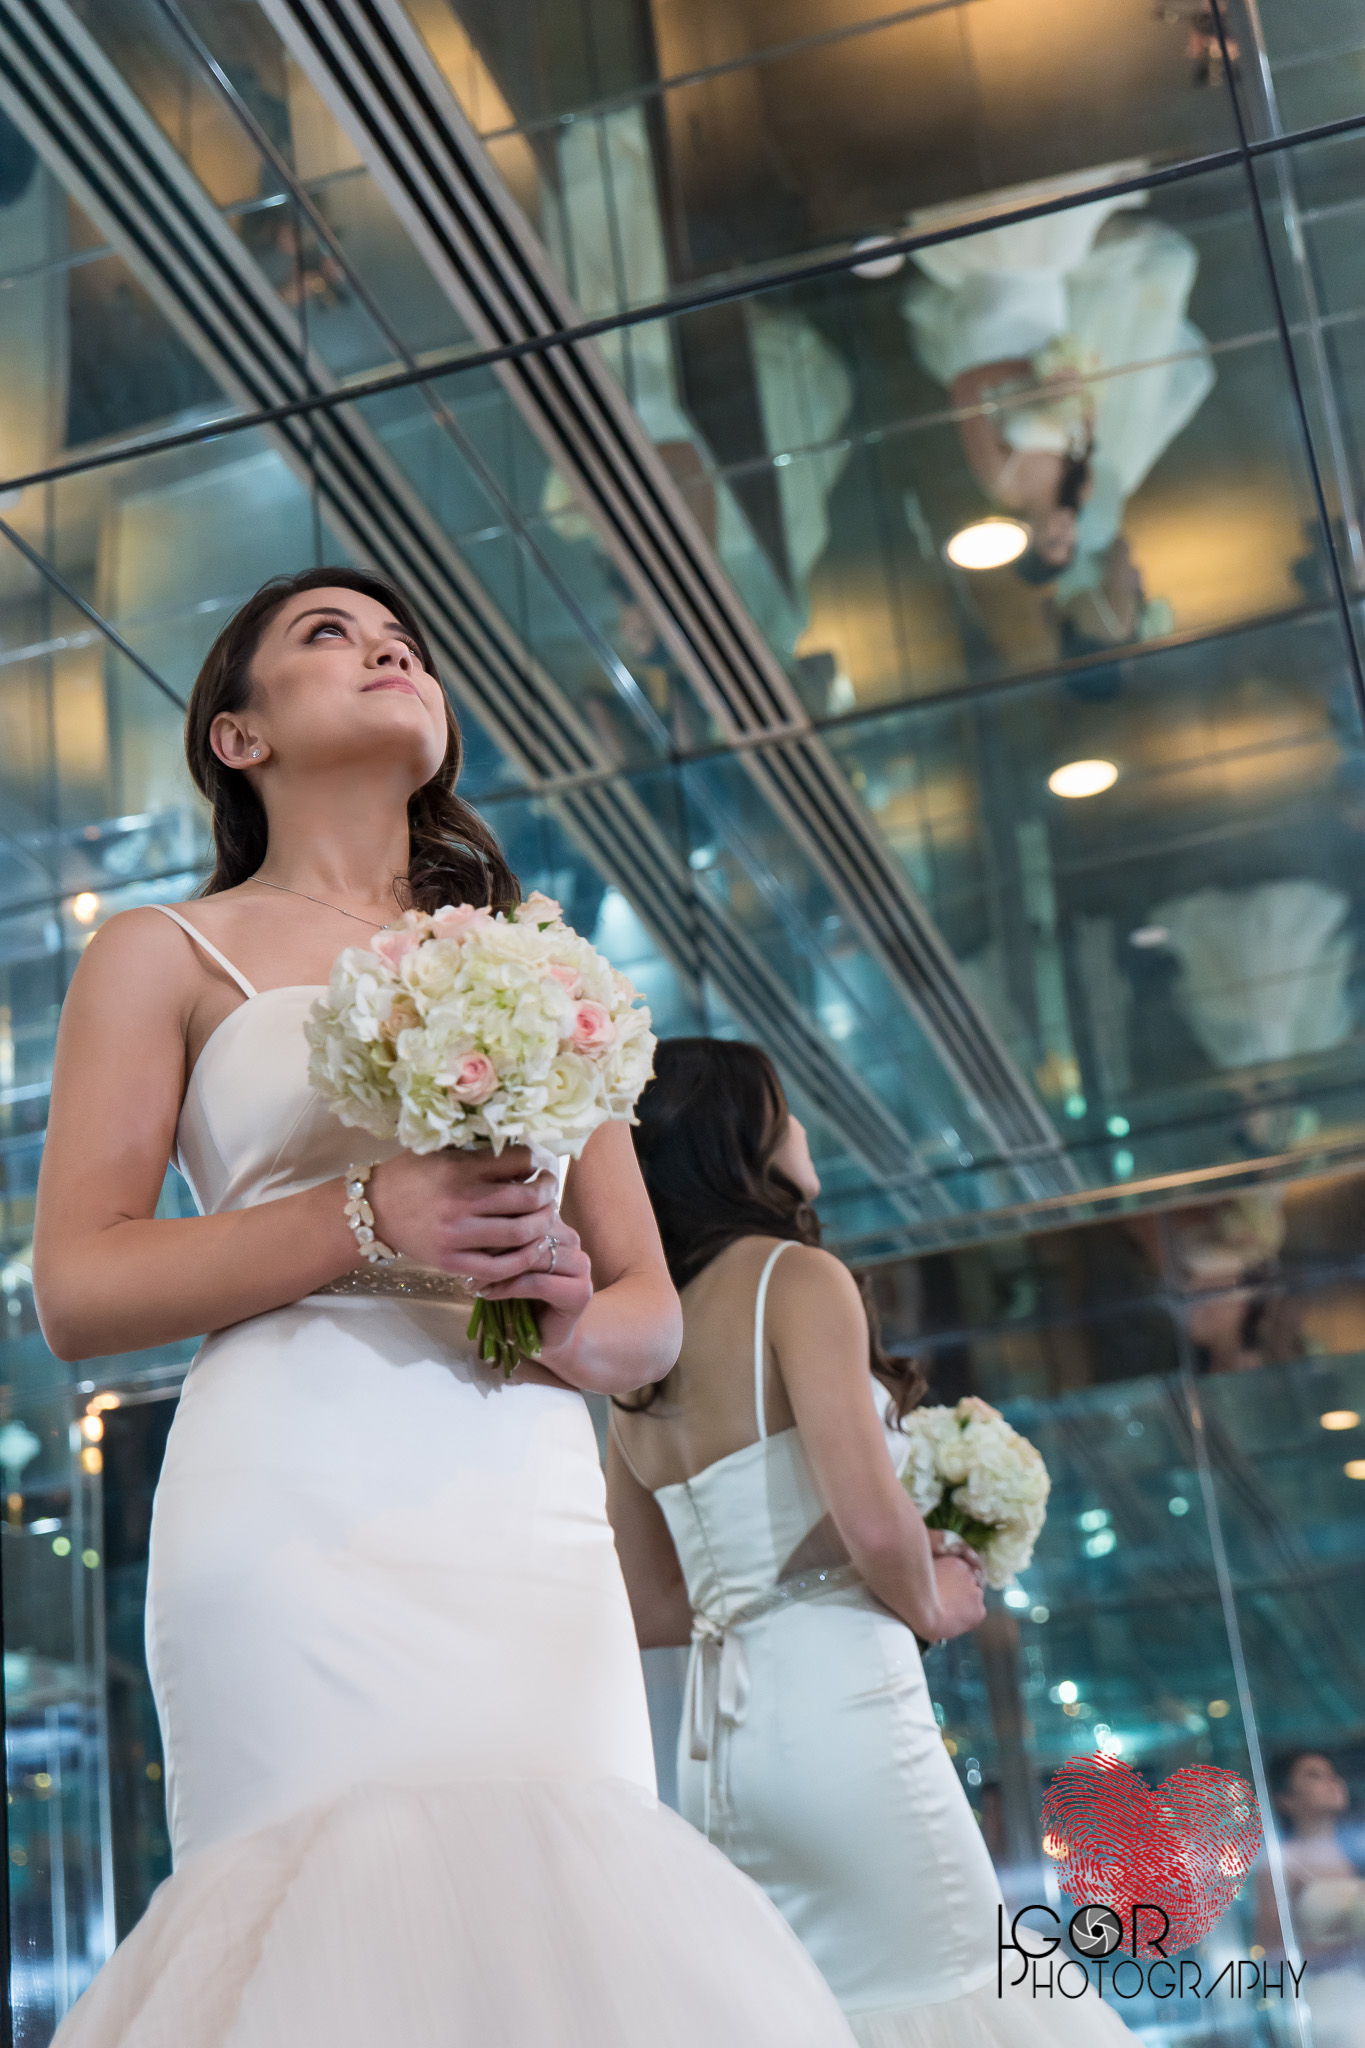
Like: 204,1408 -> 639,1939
1048,759 -> 1118,799
1320,1410 -> 1359,1431
944,517 -> 1029,570
1345,1458 -> 1365,1480
71,891 -> 100,924
1128,925 -> 1169,948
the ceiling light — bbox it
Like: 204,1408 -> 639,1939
1048,759 -> 1118,799
1345,1459 -> 1365,1480
1129,925 -> 1169,948
849,234 -> 906,280
1320,1410 -> 1359,1431
71,891 -> 100,924
944,517 -> 1029,570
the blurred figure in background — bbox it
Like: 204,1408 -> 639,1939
1258,1752 -> 1365,2048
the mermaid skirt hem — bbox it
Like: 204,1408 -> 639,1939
53,1776 -> 855,2048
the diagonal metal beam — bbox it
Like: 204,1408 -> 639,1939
0,0 -> 946,1213
257,0 -> 1074,1189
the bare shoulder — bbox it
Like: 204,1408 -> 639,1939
64,906 -> 202,1017
766,1242 -> 865,1321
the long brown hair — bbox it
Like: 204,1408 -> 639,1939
184,566 -> 519,912
629,1037 -> 927,1423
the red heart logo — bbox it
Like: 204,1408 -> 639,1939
1041,1753 -> 1263,1954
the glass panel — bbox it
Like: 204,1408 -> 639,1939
1255,124 -> 1365,610
1198,1350 -> 1365,2048
354,371 -> 718,768
1250,0 -> 1365,136
601,162 -> 1319,717
64,0 -> 473,377
3,428 -> 527,809
821,607 -> 1365,1183
921,1369 -> 1276,2034
0,160 -> 233,477
401,0 -> 1240,303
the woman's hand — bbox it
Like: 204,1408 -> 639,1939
474,1216 -> 595,1364
928,1529 -> 985,1583
932,1554 -> 987,1639
367,1145 -> 561,1284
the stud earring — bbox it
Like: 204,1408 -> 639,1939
252,748 -> 262,759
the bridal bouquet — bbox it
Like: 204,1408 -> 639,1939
305,892 -> 655,1374
900,1396 -> 1050,1589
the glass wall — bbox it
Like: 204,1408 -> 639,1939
4,0 -> 1365,2039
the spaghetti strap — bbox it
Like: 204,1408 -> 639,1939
150,905 -> 258,999
752,1242 -> 793,1443
607,1407 -> 651,1491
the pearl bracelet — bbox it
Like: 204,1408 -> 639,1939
343,1163 -> 397,1265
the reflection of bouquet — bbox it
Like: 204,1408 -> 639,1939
306,892 -> 655,1374
900,1396 -> 1050,1588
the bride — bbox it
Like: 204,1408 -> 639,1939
31,567 -> 854,2047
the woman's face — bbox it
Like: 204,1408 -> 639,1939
772,1112 -> 820,1202
1031,504 -> 1079,568
211,585 -> 448,789
1278,1754 -> 1349,1828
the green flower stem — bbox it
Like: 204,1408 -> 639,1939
464,1294 -> 543,1380
924,1504 -> 999,1554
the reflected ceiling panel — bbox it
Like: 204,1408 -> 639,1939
4,0 -> 1365,1248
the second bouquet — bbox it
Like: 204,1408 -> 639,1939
305,891 -> 656,1375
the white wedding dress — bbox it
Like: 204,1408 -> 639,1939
52,908 -> 856,2048
617,1244 -> 1137,2047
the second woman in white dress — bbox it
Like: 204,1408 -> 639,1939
609,1037 -> 1138,2047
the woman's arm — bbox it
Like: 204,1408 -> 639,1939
950,361 -> 1031,495
769,1246 -> 986,1642
606,1432 -> 693,1647
34,911 -> 570,1360
474,1121 -> 682,1396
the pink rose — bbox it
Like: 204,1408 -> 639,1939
431,902 -> 490,940
445,1051 -> 498,1104
548,962 -> 583,999
570,1001 -> 615,1053
516,890 -> 563,927
372,927 -> 422,971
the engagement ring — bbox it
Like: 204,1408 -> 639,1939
541,1234 -> 560,1274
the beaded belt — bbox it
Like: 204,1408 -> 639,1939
687,1562 -> 862,1838
312,1262 -> 475,1303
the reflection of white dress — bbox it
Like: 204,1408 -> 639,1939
903,168 -> 1215,559
54,911 -> 855,2048
620,1243 -> 1136,2048
1152,881 -> 1353,1069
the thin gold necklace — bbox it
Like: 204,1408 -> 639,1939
248,874 -> 401,930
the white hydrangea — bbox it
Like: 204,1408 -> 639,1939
305,897 -> 656,1159
900,1397 -> 1050,1589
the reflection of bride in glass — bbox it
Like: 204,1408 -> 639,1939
902,166 -> 1215,590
